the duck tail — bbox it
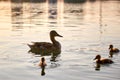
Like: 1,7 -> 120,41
31,41 -> 36,43
27,44 -> 33,48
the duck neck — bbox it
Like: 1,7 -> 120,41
110,47 -> 113,50
97,59 -> 101,63
50,36 -> 57,44
110,48 -> 113,52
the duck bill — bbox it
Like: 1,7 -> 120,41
57,34 -> 63,37
94,57 -> 97,60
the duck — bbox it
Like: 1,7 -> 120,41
94,55 -> 113,64
39,57 -> 47,76
39,57 -> 47,68
109,44 -> 119,53
109,45 -> 119,57
27,30 -> 63,61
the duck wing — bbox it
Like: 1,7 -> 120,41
101,58 -> 113,64
28,42 -> 53,49
110,48 -> 119,53
34,42 -> 53,49
28,42 -> 54,55
113,48 -> 119,52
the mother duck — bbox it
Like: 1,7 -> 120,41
28,30 -> 63,61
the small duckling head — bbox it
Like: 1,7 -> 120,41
50,30 -> 63,37
109,44 -> 113,49
41,57 -> 45,63
94,55 -> 101,60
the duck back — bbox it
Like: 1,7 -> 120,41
97,59 -> 113,64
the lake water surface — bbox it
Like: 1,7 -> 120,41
0,0 -> 120,80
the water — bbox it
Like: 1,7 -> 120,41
0,0 -> 120,80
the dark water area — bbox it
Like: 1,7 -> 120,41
0,0 -> 120,80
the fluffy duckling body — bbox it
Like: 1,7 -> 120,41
94,55 -> 113,64
39,57 -> 47,68
109,45 -> 119,53
109,45 -> 119,57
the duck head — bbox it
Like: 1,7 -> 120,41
94,55 -> 101,60
109,45 -> 113,49
41,57 -> 45,63
50,30 -> 63,37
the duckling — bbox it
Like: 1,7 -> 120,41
94,55 -> 113,64
27,30 -> 63,60
39,57 -> 47,76
109,45 -> 119,53
39,57 -> 47,68
109,45 -> 119,57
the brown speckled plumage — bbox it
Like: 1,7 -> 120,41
27,30 -> 62,61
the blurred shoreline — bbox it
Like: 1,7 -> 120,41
0,0 -> 120,3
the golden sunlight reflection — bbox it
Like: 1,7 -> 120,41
11,0 -> 23,30
46,0 -> 64,27
0,1 -> 11,36
0,0 -> 120,80
57,0 -> 64,27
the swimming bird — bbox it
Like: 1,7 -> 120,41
27,30 -> 63,61
109,45 -> 119,57
109,45 -> 119,53
39,57 -> 47,76
94,55 -> 113,64
39,57 -> 47,67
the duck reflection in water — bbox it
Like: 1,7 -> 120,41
94,63 -> 114,71
95,63 -> 101,71
109,44 -> 119,58
39,57 -> 47,76
28,30 -> 63,62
